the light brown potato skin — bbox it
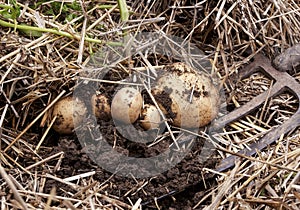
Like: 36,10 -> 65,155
111,87 -> 143,124
140,104 -> 161,130
52,96 -> 87,134
152,63 -> 220,128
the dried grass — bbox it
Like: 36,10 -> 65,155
0,0 -> 299,209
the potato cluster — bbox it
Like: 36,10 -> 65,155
52,63 -> 220,134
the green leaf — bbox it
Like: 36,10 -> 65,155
9,0 -> 20,19
0,10 -> 13,19
0,0 -> 20,20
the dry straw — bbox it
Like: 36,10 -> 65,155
0,0 -> 299,209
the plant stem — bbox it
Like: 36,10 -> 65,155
0,5 -> 13,10
0,19 -> 103,44
117,0 -> 129,22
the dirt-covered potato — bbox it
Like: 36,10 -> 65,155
152,62 -> 220,128
52,96 -> 87,134
111,87 -> 143,124
140,104 -> 161,130
91,93 -> 111,120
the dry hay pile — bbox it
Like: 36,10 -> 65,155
0,0 -> 299,209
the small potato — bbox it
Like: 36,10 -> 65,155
91,93 -> 111,120
111,87 -> 143,124
140,104 -> 161,130
52,96 -> 87,134
152,62 -> 220,128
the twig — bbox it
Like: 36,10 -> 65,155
0,165 -> 28,210
77,0 -> 88,64
25,151 -> 64,170
217,147 -> 299,173
4,90 -> 66,152
35,115 -> 57,152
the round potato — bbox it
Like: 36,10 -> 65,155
111,87 -> 143,124
140,104 -> 161,130
52,96 -> 87,134
152,62 -> 220,128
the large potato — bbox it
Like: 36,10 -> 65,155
152,63 -> 220,128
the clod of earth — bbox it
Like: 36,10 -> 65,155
91,93 -> 111,120
272,43 -> 300,73
152,62 -> 220,128
52,96 -> 87,134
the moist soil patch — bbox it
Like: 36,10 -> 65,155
47,134 -> 219,209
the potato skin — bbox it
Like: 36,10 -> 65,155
52,96 -> 87,134
140,104 -> 161,130
152,63 -> 220,128
111,87 -> 143,124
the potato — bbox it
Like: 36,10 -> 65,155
91,93 -> 111,120
111,87 -> 143,124
52,96 -> 87,134
140,104 -> 161,130
152,62 -> 220,128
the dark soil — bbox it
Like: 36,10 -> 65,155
46,133 -> 219,209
